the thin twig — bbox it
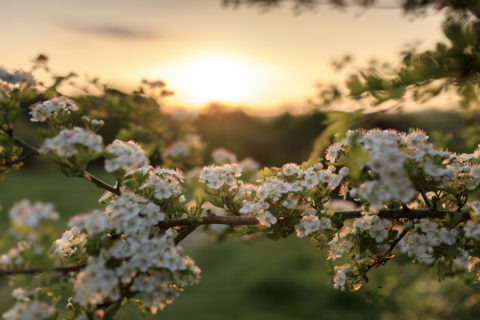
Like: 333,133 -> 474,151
174,225 -> 199,244
420,190 -> 432,208
3,152 -> 35,166
7,132 -> 120,195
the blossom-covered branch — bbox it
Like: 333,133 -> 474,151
4,129 -> 120,196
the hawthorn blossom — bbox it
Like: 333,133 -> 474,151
257,211 -> 277,228
104,139 -> 149,175
0,67 -> 34,85
352,215 -> 391,243
239,157 -> 260,172
141,167 -> 184,201
464,221 -> 480,240
68,210 -> 113,235
2,300 -> 55,320
326,142 -> 343,162
39,127 -> 103,157
295,214 -> 321,238
9,200 -> 59,229
29,96 -> 78,122
333,265 -> 350,291
239,200 -> 269,215
73,257 -> 121,306
199,164 -> 242,190
212,148 -> 237,164
163,134 -> 202,159
50,227 -> 87,257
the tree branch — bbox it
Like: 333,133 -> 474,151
6,132 -> 120,196
159,208 -> 470,230
174,225 -> 199,244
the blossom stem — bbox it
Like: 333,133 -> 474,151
7,132 -> 120,195
420,190 -> 432,208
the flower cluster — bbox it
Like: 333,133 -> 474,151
73,257 -> 120,306
352,215 -> 391,243
212,148 -> 237,164
346,130 -> 416,209
0,67 -> 34,85
333,265 -> 351,291
163,134 -> 202,159
39,127 -> 103,157
0,241 -> 40,269
63,192 -> 201,313
105,139 -> 149,175
50,227 -> 87,257
29,96 -> 78,122
140,167 -> 184,201
8,199 -> 59,229
399,220 -> 458,264
68,210 -> 112,235
295,214 -> 331,238
3,300 -> 55,320
199,164 -> 242,189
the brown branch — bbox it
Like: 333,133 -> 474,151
0,264 -> 85,276
159,208 -> 470,230
333,208 -> 469,220
158,213 -> 260,228
174,225 -> 199,244
79,171 -> 120,196
7,132 -> 120,196
3,152 -> 36,167
385,225 -> 412,257
364,224 -> 413,276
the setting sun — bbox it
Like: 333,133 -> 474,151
154,52 -> 267,107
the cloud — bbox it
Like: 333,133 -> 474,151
64,23 -> 160,39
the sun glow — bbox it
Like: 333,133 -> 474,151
154,52 -> 266,107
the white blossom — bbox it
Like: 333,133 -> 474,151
295,214 -> 321,238
9,200 -> 59,229
199,164 -> 242,190
212,148 -> 237,164
333,265 -> 350,291
29,96 -> 78,122
2,300 -> 55,320
39,127 -> 103,157
0,67 -> 34,85
257,211 -> 277,228
105,139 -> 149,175
73,257 -> 121,306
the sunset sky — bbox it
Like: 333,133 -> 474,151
1,0 -> 446,114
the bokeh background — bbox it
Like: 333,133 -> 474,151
2,0 -> 480,319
